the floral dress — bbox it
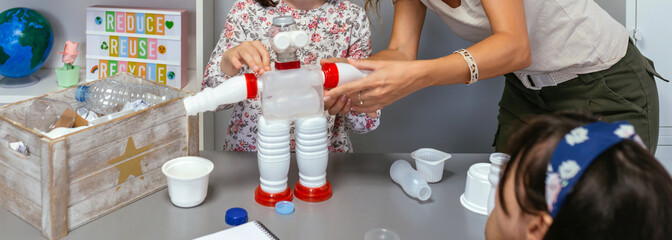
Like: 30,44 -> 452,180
203,0 -> 380,152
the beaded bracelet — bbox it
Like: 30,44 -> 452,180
454,49 -> 479,85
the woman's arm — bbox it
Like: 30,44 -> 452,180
326,0 -> 532,113
368,0 -> 427,61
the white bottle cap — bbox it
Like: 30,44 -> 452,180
291,31 -> 309,48
273,32 -> 291,51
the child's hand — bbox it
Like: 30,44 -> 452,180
324,90 -> 352,116
221,41 -> 271,75
320,57 -> 349,65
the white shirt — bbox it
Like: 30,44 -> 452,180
418,0 -> 629,75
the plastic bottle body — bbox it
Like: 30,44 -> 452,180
261,66 -> 324,120
390,160 -> 432,201
75,80 -> 176,115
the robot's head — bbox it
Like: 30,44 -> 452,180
269,16 -> 309,63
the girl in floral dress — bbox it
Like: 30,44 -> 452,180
203,0 -> 380,152
485,112 -> 672,240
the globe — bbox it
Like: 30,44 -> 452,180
0,8 -> 53,78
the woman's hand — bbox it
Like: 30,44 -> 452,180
326,58 -> 429,113
220,41 -> 271,76
324,89 -> 379,118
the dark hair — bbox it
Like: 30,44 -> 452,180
256,0 -> 278,8
498,111 -> 672,240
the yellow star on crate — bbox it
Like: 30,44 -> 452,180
108,137 -> 153,190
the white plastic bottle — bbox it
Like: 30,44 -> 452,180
390,160 -> 432,201
75,80 -> 176,115
487,153 -> 511,214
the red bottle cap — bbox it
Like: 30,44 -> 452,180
322,63 -> 339,89
254,185 -> 293,207
294,181 -> 332,202
244,73 -> 258,99
275,61 -> 301,70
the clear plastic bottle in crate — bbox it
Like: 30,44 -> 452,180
74,80 -> 177,115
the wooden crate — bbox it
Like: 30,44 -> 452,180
0,72 -> 198,239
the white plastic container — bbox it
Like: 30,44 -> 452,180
460,163 -> 491,215
411,148 -> 452,183
296,143 -> 328,152
487,153 -> 511,215
257,152 -> 290,162
295,148 -> 329,187
257,145 -> 290,156
261,67 -> 324,120
390,160 -> 432,201
258,158 -> 291,192
162,156 -> 214,208
295,132 -> 327,140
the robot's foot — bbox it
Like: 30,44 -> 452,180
255,185 -> 293,207
294,181 -> 332,202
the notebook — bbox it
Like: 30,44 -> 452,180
194,221 -> 279,240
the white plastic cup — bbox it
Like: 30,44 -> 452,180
258,158 -> 290,193
257,145 -> 290,156
296,131 -> 328,140
257,152 -> 290,162
295,117 -> 327,134
411,148 -> 452,183
296,149 -> 329,187
257,134 -> 290,144
295,148 -> 328,159
162,156 -> 214,208
256,140 -> 289,151
390,160 -> 432,201
487,153 -> 511,215
295,143 -> 328,152
460,163 -> 491,215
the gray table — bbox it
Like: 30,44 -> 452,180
1,151 -> 490,240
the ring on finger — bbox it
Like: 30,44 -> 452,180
358,91 -> 364,105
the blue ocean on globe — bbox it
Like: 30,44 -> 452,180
0,8 -> 53,78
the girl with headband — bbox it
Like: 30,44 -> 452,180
485,112 -> 672,240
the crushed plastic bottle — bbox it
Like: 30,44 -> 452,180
74,80 -> 177,115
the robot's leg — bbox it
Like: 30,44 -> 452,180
294,116 -> 332,202
255,116 -> 293,206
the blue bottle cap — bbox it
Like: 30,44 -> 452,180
74,85 -> 89,102
225,207 -> 248,226
275,201 -> 294,215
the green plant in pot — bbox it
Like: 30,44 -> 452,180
55,40 -> 80,87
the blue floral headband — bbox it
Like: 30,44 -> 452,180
545,121 -> 644,218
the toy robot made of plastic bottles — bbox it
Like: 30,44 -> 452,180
184,16 -> 369,207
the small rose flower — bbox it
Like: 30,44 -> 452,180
366,119 -> 374,129
311,33 -> 321,42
